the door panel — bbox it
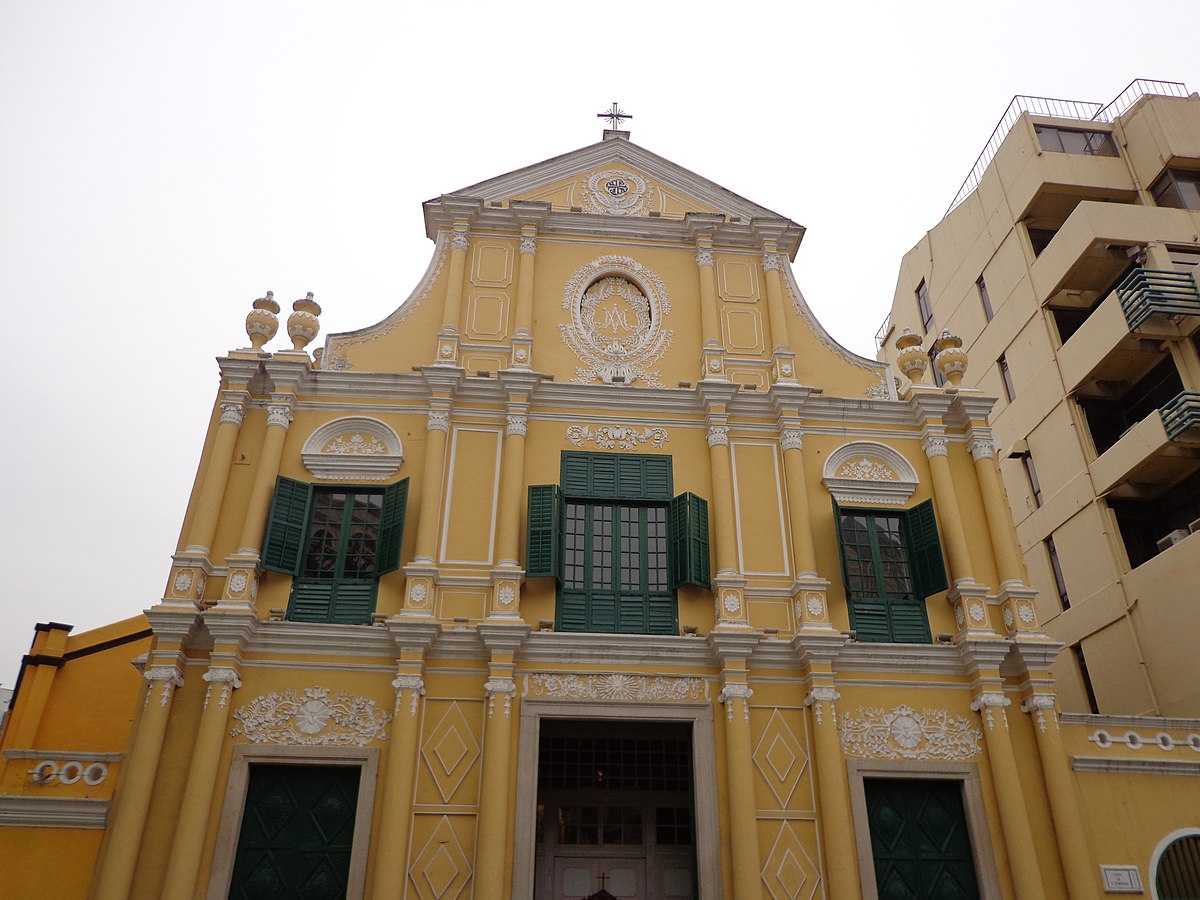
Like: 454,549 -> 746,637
865,778 -> 980,900
554,858 -> 646,899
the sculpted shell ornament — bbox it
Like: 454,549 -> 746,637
561,256 -> 672,387
230,687 -> 391,747
524,672 -> 708,703
840,704 -> 982,760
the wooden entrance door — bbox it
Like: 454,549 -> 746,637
864,778 -> 980,900
227,763 -> 361,899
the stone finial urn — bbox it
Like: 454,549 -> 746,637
933,330 -> 968,386
287,292 -> 322,351
894,329 -> 927,381
245,291 -> 280,350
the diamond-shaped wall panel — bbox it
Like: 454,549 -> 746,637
409,814 -> 473,900
421,701 -> 481,804
752,709 -> 809,808
761,821 -> 821,900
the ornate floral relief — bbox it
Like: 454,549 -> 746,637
840,704 -> 982,760
582,169 -> 650,217
230,687 -> 391,747
322,432 -> 387,455
835,457 -> 899,482
722,592 -> 742,614
524,672 -> 708,703
560,256 -> 672,386
865,379 -> 892,400
497,583 -> 516,606
565,423 -> 669,450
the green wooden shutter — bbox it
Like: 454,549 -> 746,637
642,456 -> 673,500
287,581 -> 334,622
889,601 -> 933,644
376,478 -> 410,576
562,454 -> 592,496
848,598 -> 892,643
669,492 -> 710,588
329,583 -> 378,625
905,499 -> 948,598
526,485 -> 561,579
646,596 -> 679,635
262,477 -> 314,575
559,451 -> 673,500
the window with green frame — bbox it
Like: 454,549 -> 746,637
526,452 -> 709,635
833,498 -> 947,644
261,476 -> 409,624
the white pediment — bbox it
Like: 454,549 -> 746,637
301,417 -> 404,481
822,441 -> 918,506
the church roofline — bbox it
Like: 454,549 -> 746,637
423,136 -> 805,253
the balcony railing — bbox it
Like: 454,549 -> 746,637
1117,268 -> 1200,330
874,312 -> 893,350
1160,391 -> 1200,441
944,78 -> 1190,216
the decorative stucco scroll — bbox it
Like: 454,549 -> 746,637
523,672 -> 708,703
839,704 -> 982,760
565,423 -> 669,450
230,687 -> 391,747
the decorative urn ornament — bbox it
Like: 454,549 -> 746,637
933,330 -> 969,386
287,292 -> 322,351
244,291 -> 280,351
894,328 -> 927,381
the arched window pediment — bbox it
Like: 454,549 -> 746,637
822,441 -> 918,506
301,417 -> 404,481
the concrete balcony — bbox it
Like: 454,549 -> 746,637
1091,391 -> 1200,498
1031,202 -> 1200,304
1057,269 -> 1200,394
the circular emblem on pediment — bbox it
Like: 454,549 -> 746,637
584,169 -> 648,216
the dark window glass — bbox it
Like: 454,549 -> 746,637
928,347 -> 945,387
1109,466 -> 1200,568
1151,169 -> 1200,210
977,275 -> 994,322
916,279 -> 933,333
1034,125 -> 1118,157
1046,535 -> 1069,608
564,502 -> 586,588
537,733 -> 692,793
1073,643 -> 1100,714
998,355 -> 1016,402
1078,355 -> 1184,455
837,512 -> 915,600
1023,455 -> 1043,506
301,491 -> 381,579
655,807 -> 694,846
1028,226 -> 1058,256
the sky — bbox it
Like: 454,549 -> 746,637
1,0 -> 1197,685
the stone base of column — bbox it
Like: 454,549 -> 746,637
792,575 -> 839,634
772,349 -> 798,384
487,567 -> 524,620
164,550 -> 215,606
994,581 -> 1044,638
218,552 -> 261,611
699,348 -> 729,381
400,562 -> 439,618
947,580 -> 997,639
711,571 -> 751,629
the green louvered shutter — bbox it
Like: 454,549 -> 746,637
642,456 -> 673,500
849,599 -> 892,643
906,500 -> 948,599
526,485 -> 561,579
287,581 -> 334,622
561,453 -> 592,496
262,477 -> 314,575
669,492 -> 710,588
376,478 -> 410,576
329,583 -> 378,625
889,600 -> 933,644
591,455 -> 619,497
646,596 -> 679,635
560,452 -> 673,500
557,591 -> 589,632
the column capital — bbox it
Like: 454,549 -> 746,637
970,691 -> 1011,711
427,409 -> 450,432
695,246 -> 714,267
718,682 -> 753,703
762,251 -> 785,272
779,427 -> 803,451
803,686 -> 840,705
266,401 -> 295,429
1019,694 -> 1056,713
706,425 -> 729,447
518,234 -> 537,255
968,428 -> 996,460
505,413 -> 528,437
922,434 -> 950,458
448,227 -> 470,251
144,665 -> 184,687
219,398 -> 247,426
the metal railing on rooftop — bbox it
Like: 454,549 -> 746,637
944,78 -> 1190,217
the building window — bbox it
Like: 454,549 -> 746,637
834,500 -> 947,644
1154,831 -> 1200,899
977,275 -> 994,322
1034,125 -> 1119,157
527,452 -> 709,635
1045,535 -> 1069,609
262,476 -> 409,624
915,279 -> 933,333
1022,454 -> 1043,507
1151,169 -> 1200,210
1078,354 -> 1184,455
928,347 -> 946,387
1072,643 -> 1100,714
998,354 -> 1015,402
1027,226 -> 1058,257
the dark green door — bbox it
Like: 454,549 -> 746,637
228,764 -> 361,899
865,778 -> 980,900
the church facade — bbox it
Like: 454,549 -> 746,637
2,126 -> 1200,900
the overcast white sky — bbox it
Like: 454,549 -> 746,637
1,1 -> 1197,685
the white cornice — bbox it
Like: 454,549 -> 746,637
0,796 -> 109,829
834,641 -> 967,675
518,631 -> 716,667
1072,757 -> 1200,776
246,621 -> 395,658
1061,712 -> 1200,731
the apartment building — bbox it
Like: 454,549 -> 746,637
881,79 -> 1200,716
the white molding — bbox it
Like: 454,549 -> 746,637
517,632 -> 715,667
438,425 -> 503,566
834,642 -> 966,675
1061,712 -> 1200,731
3,749 -> 123,762
822,440 -> 919,506
0,795 -> 108,829
300,416 -> 404,481
1072,756 -> 1200,776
